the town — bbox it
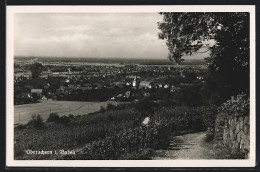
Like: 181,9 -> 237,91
14,57 -> 208,106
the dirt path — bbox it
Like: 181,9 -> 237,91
153,131 -> 234,159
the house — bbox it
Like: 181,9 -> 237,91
52,72 -> 60,77
14,70 -> 32,80
41,95 -> 48,100
126,82 -> 131,86
157,84 -> 163,88
197,76 -> 204,80
117,94 -> 123,98
163,84 -> 170,88
31,89 -> 42,97
139,81 -> 151,89
132,77 -> 138,87
40,70 -> 52,79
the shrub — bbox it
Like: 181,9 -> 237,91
27,114 -> 45,129
218,92 -> 249,115
201,106 -> 217,128
58,116 -> 71,126
106,103 -> 117,111
205,132 -> 214,142
15,124 -> 27,130
69,114 -> 74,119
99,106 -> 106,113
134,99 -> 158,117
46,113 -> 60,123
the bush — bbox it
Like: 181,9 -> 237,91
218,92 -> 249,115
69,114 -> 75,119
15,124 -> 27,130
27,114 -> 45,129
99,106 -> 106,113
205,132 -> 214,142
134,99 -> 158,117
57,116 -> 71,126
106,103 -> 117,111
201,106 -> 217,128
46,113 -> 60,123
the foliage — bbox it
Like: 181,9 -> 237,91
218,92 -> 249,116
205,132 -> 214,142
15,105 -> 217,160
158,12 -> 249,104
106,103 -> 117,111
14,109 -> 141,159
206,13 -> 249,104
27,114 -> 45,129
47,113 -> 60,123
134,99 -> 158,117
28,62 -> 44,79
158,13 -> 211,64
58,116 -> 71,126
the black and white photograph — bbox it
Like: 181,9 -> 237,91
6,5 -> 255,167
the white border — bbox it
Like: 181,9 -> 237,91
6,5 -> 256,167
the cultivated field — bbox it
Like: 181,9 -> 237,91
14,100 -> 123,125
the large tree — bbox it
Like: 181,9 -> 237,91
158,12 -> 249,104
27,62 -> 44,79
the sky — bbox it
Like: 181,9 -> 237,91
14,13 -> 210,59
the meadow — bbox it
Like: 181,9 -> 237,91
14,100 -> 123,124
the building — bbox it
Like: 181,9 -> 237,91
39,70 -> 52,79
14,70 -> 32,80
139,81 -> 151,89
31,89 -> 43,97
132,76 -> 137,87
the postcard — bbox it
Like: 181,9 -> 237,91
6,5 -> 256,167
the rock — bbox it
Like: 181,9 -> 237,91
244,115 -> 249,123
241,131 -> 246,141
237,131 -> 241,142
244,138 -> 250,151
239,118 -> 244,130
243,124 -> 249,135
235,123 -> 240,134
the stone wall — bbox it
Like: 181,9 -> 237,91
214,113 -> 250,154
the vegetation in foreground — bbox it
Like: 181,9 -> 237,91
14,101 -> 217,160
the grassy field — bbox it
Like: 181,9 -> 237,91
14,100 -> 123,124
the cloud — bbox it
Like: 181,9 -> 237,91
14,13 -> 169,58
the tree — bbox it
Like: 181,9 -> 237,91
27,114 -> 45,129
158,12 -> 249,104
206,13 -> 249,104
158,13 -> 211,65
29,62 -> 44,78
